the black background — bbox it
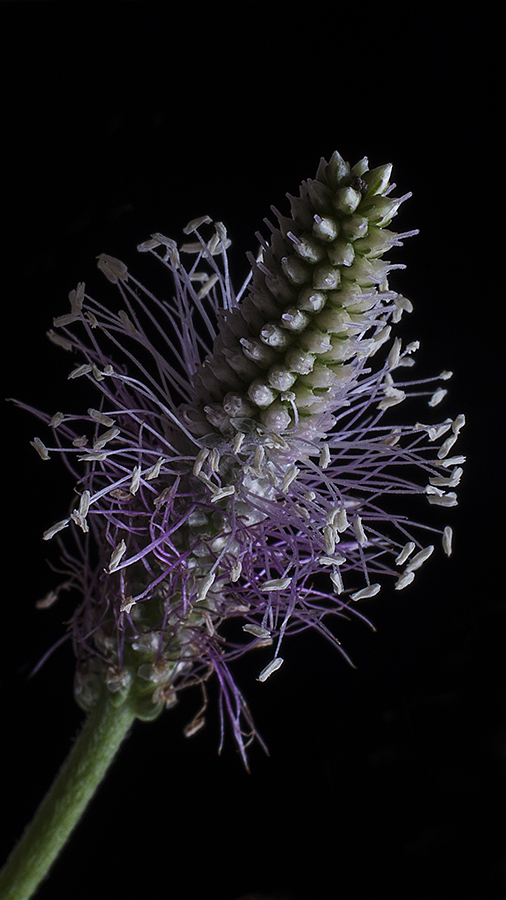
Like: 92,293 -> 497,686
1,5 -> 503,900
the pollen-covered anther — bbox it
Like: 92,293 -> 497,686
183,214 -> 213,235
93,427 -> 121,451
43,519 -> 70,541
353,516 -> 367,546
107,540 -> 127,572
242,623 -> 273,646
437,434 -> 459,459
395,541 -> 416,566
196,573 -> 216,601
96,254 -> 128,284
261,577 -> 292,592
429,388 -> 448,407
442,526 -> 453,557
405,544 -> 434,572
319,444 -> 331,469
427,491 -> 458,507
350,583 -> 381,601
395,570 -> 415,591
281,465 -> 299,492
129,466 -> 141,495
209,485 -> 235,504
30,437 -> 50,460
68,364 -> 93,380
257,657 -> 284,682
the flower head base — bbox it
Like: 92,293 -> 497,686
20,151 -> 464,765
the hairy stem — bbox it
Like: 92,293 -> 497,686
0,696 -> 136,900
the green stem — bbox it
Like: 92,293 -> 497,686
0,696 -> 136,900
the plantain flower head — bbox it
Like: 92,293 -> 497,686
20,151 -> 465,765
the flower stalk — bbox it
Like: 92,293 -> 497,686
0,696 -> 135,900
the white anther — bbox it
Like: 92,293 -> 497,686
30,437 -> 50,460
323,524 -> 336,555
437,434 -> 458,459
68,364 -> 93,380
257,657 -> 284,682
428,388 -> 447,407
233,432 -> 245,454
193,447 -> 210,476
183,717 -> 206,738
405,340 -> 420,353
253,445 -> 265,471
242,623 -> 272,645
210,485 -> 235,503
230,560 -> 242,582
439,370 -> 453,380
208,447 -> 220,473
425,485 -> 444,496
183,214 -> 213,235
129,465 -> 141,495
318,555 -> 345,566
198,274 -> 220,299
118,310 -> 137,335
387,337 -> 402,370
392,295 -> 413,322
43,519 -> 70,541
405,544 -> 434,572
427,491 -> 458,507
436,455 -> 466,468
395,541 -> 416,566
350,583 -> 381,601
452,414 -> 465,434
377,387 -> 406,409
78,490 -> 91,518
120,597 -> 136,615
93,426 -> 120,450
261,577 -> 292,592
97,254 -> 128,284
414,419 -> 452,441
71,510 -> 89,533
282,465 -> 299,493
442,526 -> 453,557
78,451 -> 108,462
50,412 -> 65,427
36,590 -> 59,609
319,444 -> 331,469
88,408 -> 116,427
196,573 -> 216,601
85,311 -> 98,328
372,325 -> 391,350
146,457 -> 166,480
429,467 -> 463,488
395,570 -> 415,590
353,516 -> 367,546
330,570 -> 344,594
47,330 -> 74,351
52,313 -> 79,328
136,237 -> 161,252
107,539 -> 127,572
335,508 -> 349,533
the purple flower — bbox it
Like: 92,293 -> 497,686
19,151 -> 464,766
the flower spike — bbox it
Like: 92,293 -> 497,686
16,151 -> 464,765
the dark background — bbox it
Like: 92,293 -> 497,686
1,5 -> 503,900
